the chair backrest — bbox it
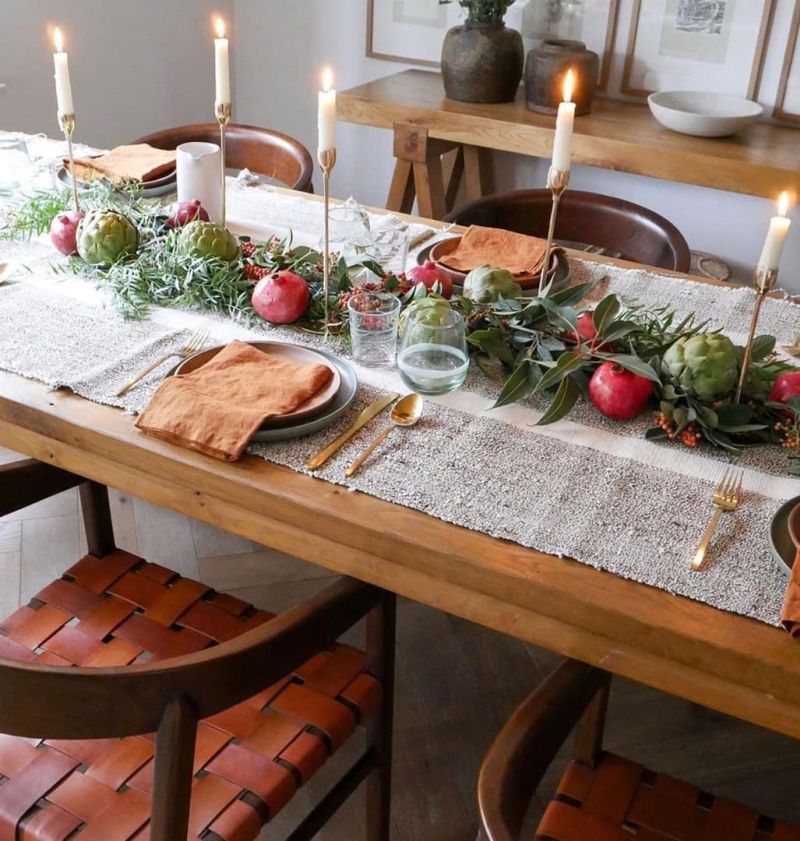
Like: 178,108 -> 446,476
135,122 -> 314,192
445,189 -> 691,273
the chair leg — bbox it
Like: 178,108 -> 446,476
572,674 -> 611,766
150,695 -> 198,841
78,481 -> 116,557
365,591 -> 396,841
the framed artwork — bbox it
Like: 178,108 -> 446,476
367,0 -> 621,87
621,0 -> 776,99
774,0 -> 800,122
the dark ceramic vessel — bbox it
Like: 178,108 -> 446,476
442,23 -> 524,104
524,39 -> 599,116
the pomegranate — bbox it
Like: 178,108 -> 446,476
566,311 -> 597,344
252,270 -> 310,324
49,210 -> 84,256
165,199 -> 209,228
769,371 -> 800,406
407,260 -> 453,298
589,362 -> 653,420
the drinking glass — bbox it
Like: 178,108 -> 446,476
398,307 -> 469,395
0,136 -> 35,192
324,205 -> 372,262
368,224 -> 411,276
347,292 -> 401,368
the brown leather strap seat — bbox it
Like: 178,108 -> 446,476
478,660 -> 799,841
537,752 -> 800,841
0,550 -> 382,840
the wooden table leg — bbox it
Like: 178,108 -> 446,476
464,144 -> 492,201
387,158 -> 415,214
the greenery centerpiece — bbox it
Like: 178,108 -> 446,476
439,0 -> 524,103
2,184 -> 799,474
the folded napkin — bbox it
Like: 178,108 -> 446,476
440,225 -> 549,277
68,144 -> 176,184
781,503 -> 800,636
135,340 -> 333,461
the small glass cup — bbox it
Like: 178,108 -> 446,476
347,292 -> 401,368
324,205 -> 372,262
368,224 -> 411,276
0,136 -> 35,191
398,307 -> 469,395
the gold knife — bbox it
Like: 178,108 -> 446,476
306,393 -> 398,470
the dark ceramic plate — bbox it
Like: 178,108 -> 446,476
770,495 -> 800,577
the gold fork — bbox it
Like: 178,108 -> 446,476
691,467 -> 744,571
115,327 -> 210,397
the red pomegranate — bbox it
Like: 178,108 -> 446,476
407,260 -> 453,298
252,270 -> 310,324
769,371 -> 800,406
165,199 -> 209,228
49,210 -> 84,256
589,362 -> 653,420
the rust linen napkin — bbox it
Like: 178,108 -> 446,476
68,144 -> 176,184
440,225 -> 549,276
135,340 -> 333,462
781,504 -> 800,636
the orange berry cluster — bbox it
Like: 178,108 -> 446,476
654,414 -> 703,448
243,264 -> 270,282
775,419 -> 800,449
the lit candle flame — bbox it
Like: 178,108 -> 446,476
322,67 -> 334,94
778,191 -> 791,217
214,17 -> 226,39
53,26 -> 64,53
563,68 -> 574,104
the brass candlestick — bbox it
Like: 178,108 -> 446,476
215,102 -> 231,226
539,166 -> 570,295
735,265 -> 779,402
318,147 -> 337,331
58,111 -> 79,212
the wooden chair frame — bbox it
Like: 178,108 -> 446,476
0,459 -> 395,841
478,660 -> 610,841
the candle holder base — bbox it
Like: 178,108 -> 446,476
215,102 -> 232,227
539,167 -> 571,294
58,111 -> 80,213
318,148 -> 338,332
735,266 -> 779,402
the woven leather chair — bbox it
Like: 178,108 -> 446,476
0,459 -> 394,841
479,659 -> 800,841
135,123 -> 314,192
445,190 -> 691,273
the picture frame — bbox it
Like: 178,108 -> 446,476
367,0 -> 622,90
774,0 -> 800,122
620,0 -> 776,100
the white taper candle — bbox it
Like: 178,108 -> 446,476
318,67 -> 337,152
214,17 -> 230,107
52,27 -> 74,115
757,191 -> 792,272
552,68 -> 575,173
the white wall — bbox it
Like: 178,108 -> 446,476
2,0 -> 798,293
0,0 -> 233,147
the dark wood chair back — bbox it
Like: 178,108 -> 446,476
445,189 -> 691,273
135,122 -> 314,192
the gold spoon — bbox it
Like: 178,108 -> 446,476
345,392 -> 423,477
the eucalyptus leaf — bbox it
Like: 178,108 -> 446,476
537,376 -> 581,425
534,351 -> 585,392
594,353 -> 661,383
750,334 -> 776,362
592,294 -> 620,335
493,361 -> 535,408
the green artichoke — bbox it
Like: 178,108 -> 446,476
463,266 -> 521,303
662,334 -> 739,401
76,210 -> 138,265
177,221 -> 239,262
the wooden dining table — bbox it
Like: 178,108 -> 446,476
2,190 -> 800,746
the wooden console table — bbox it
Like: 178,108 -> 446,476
338,69 -> 800,219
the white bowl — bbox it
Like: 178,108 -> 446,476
648,91 -> 763,138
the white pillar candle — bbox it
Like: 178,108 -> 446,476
757,191 -> 792,272
552,68 -> 575,173
214,18 -> 230,107
318,67 -> 337,152
52,27 -> 74,115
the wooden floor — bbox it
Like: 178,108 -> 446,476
3,445 -> 800,838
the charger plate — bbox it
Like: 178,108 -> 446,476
770,495 -> 799,577
171,341 -> 357,443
